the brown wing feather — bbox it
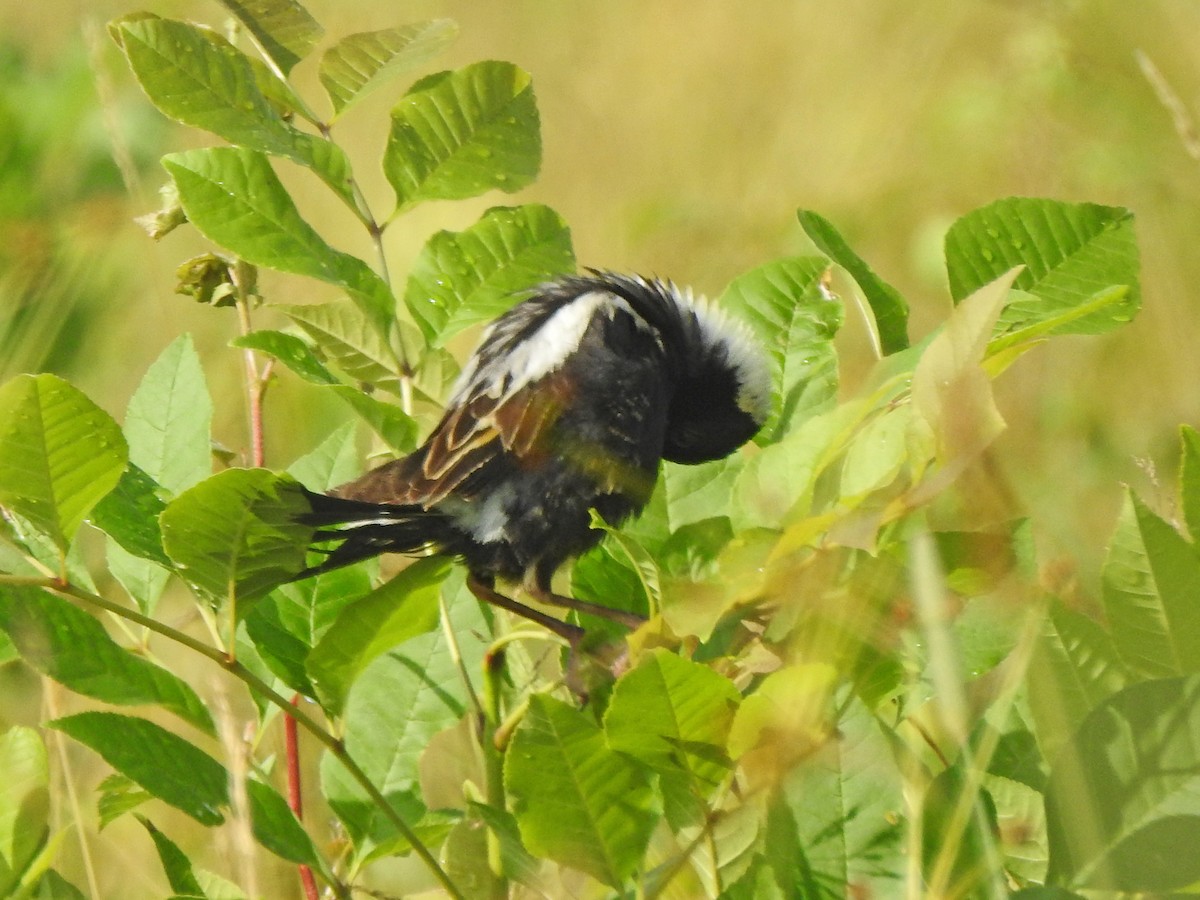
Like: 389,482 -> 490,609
333,367 -> 575,508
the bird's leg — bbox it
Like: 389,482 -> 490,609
524,578 -> 646,631
466,573 -> 584,645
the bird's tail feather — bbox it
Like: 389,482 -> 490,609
294,488 -> 454,578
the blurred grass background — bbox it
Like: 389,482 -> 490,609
2,0 -> 1200,894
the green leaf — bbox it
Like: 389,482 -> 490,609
727,664 -> 836,763
0,726 -> 49,898
839,404 -> 913,498
124,335 -> 212,495
106,542 -> 172,618
287,421 -> 362,490
52,712 -> 226,826
97,775 -> 152,829
245,420 -> 369,697
137,817 -> 204,897
244,429 -> 371,693
771,695 -> 905,896
50,712 -> 316,865
162,148 -> 393,328
604,649 -> 740,797
159,468 -> 312,609
945,198 -> 1139,335
89,463 -> 171,568
325,386 -> 419,452
320,20 -> 459,118
111,15 -> 294,149
442,813 -> 502,897
505,694 -> 659,887
385,61 -> 541,210
1025,600 -> 1130,766
0,585 -> 215,736
33,869 -> 86,900
984,285 -> 1130,365
1044,674 -> 1200,892
111,15 -> 348,200
321,584 -> 488,847
244,567 -> 368,695
243,779 -> 318,865
1179,425 -> 1200,543
0,374 -> 127,551
986,773 -> 1048,884
404,204 -> 575,345
278,299 -> 401,387
468,801 -> 541,886
798,208 -> 909,354
249,323 -> 416,449
1102,490 -> 1200,678
718,257 -> 842,443
912,268 -> 1017,467
306,557 -> 449,714
570,543 -> 649,639
215,0 -> 323,76
660,456 -> 742,532
733,400 -> 868,530
232,331 -> 338,386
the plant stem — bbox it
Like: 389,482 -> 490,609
287,693 -> 319,900
232,262 -> 267,471
28,577 -> 465,899
229,260 -> 320,896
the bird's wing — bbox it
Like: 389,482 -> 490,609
412,371 -> 575,504
332,365 -> 575,507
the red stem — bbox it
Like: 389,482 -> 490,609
288,694 -> 319,900
236,288 -> 315,898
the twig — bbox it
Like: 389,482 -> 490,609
1137,50 -> 1200,160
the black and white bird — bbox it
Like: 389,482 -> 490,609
298,271 -> 770,643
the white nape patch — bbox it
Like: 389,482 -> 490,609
450,290 -> 647,405
670,287 -> 772,424
442,483 -> 517,543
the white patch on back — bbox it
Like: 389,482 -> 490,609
449,291 -> 653,406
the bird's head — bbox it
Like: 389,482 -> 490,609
588,271 -> 771,464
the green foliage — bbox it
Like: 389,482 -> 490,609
160,467 -> 311,609
0,0 -> 1188,897
384,60 -> 541,210
0,373 -> 126,553
506,693 -> 660,886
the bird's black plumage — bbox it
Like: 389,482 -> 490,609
298,271 -> 770,641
